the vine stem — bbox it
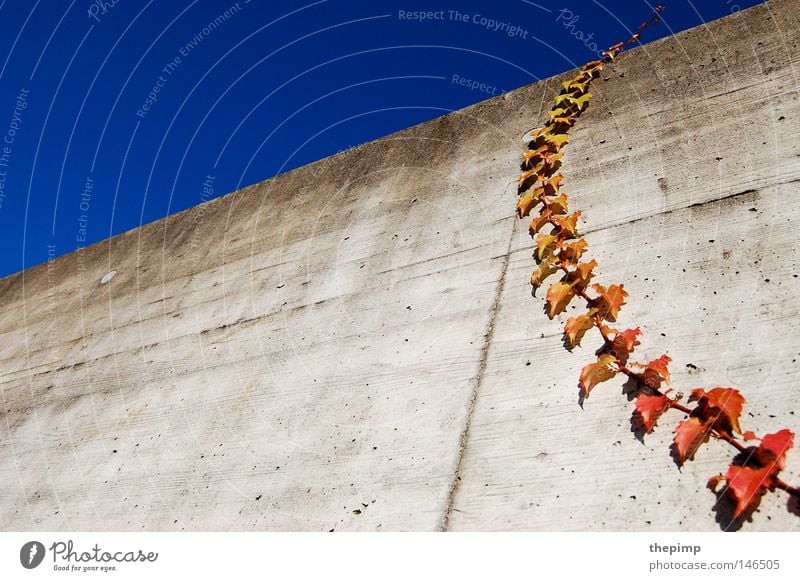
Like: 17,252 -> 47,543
524,7 -> 800,509
541,207 -> 800,496
578,273 -> 800,498
775,479 -> 800,497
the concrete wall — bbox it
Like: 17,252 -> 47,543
1,0 -> 799,531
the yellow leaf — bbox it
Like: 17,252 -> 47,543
553,93 -> 572,106
546,193 -> 569,215
531,256 -> 559,287
551,115 -> 575,128
562,78 -> 590,94
543,133 -> 569,148
572,92 -> 591,111
535,233 -> 558,260
540,151 -> 563,178
516,191 -> 539,218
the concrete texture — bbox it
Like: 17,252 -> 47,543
1,0 -> 799,531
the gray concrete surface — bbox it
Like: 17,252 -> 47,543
1,0 -> 799,531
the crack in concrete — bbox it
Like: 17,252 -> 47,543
579,184 -> 770,236
439,215 -> 518,532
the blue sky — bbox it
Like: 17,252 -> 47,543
0,0 -> 763,278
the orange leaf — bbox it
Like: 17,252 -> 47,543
640,354 -> 671,390
579,353 -> 618,397
567,259 -> 597,291
546,282 -> 575,319
635,392 -> 670,433
529,209 -> 552,236
546,193 -> 569,215
690,387 -> 745,435
531,256 -> 559,287
564,312 -> 595,349
540,152 -> 563,177
582,60 -> 604,76
592,283 -> 628,322
724,464 -> 772,518
540,174 -> 564,196
611,327 -> 641,364
522,143 -> 550,165
518,167 -> 539,192
673,416 -> 711,465
708,474 -> 724,492
559,239 -> 588,266
553,211 -> 581,239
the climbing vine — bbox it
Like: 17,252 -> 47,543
518,6 -> 800,525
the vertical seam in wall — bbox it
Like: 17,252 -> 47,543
439,213 -> 518,532
439,78 -> 551,532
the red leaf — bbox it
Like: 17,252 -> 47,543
724,464 -> 772,518
673,416 -> 711,465
640,355 -> 671,390
757,429 -> 794,471
611,327 -> 641,364
720,429 -> 794,517
742,431 -> 758,442
579,353 -> 618,397
690,387 -> 745,435
635,392 -> 670,433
